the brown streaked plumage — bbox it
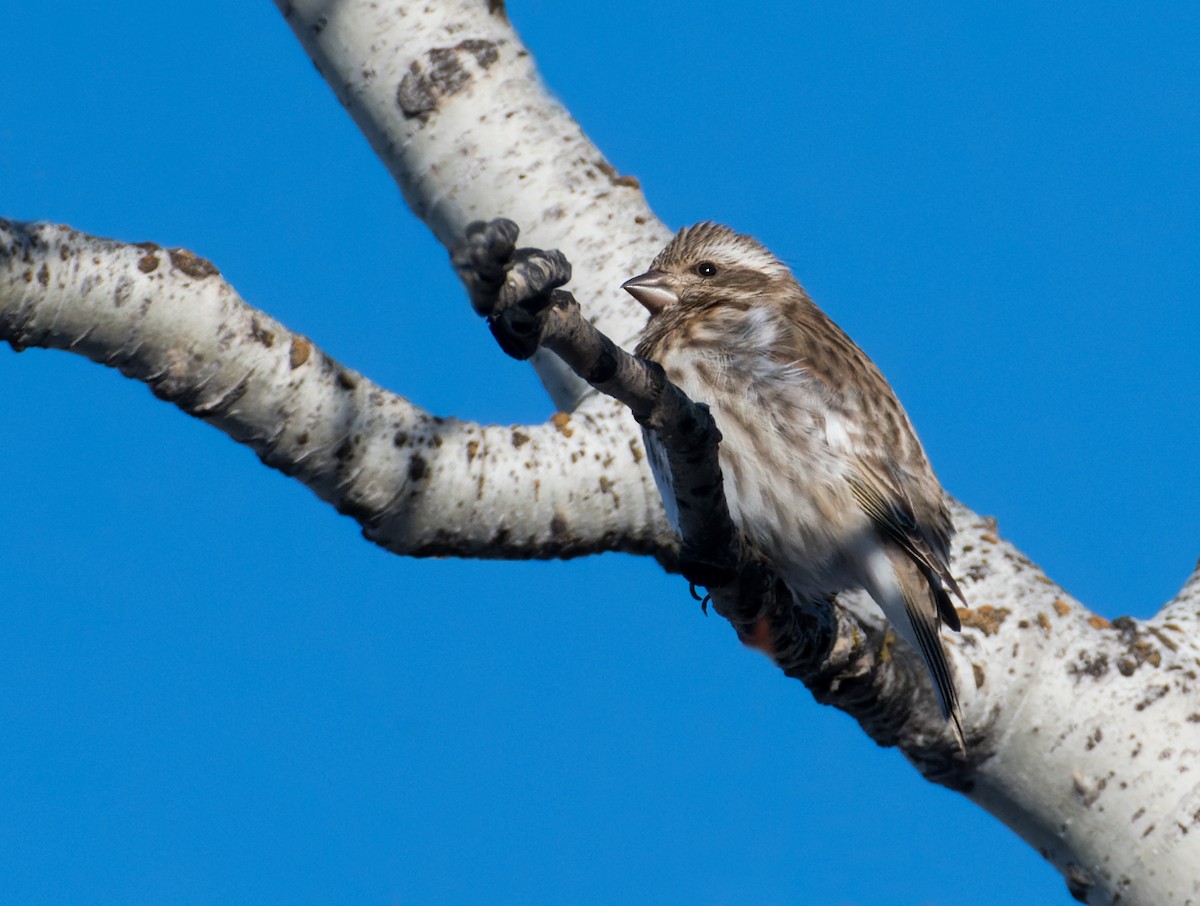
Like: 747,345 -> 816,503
625,222 -> 966,747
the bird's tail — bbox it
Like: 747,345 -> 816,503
859,546 -> 965,751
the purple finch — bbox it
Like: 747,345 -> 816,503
625,222 -> 965,746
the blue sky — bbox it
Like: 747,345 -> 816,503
3,2 -> 1198,902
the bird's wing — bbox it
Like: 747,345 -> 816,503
846,459 -> 964,631
773,297 -> 963,626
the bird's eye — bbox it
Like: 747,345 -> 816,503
695,262 -> 718,277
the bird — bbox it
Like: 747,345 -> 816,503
623,222 -> 966,747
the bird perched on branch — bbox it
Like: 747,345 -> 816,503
625,222 -> 966,747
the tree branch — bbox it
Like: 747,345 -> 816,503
0,219 -> 674,562
302,0 -> 1200,882
3,0 -> 1197,901
276,0 -> 673,409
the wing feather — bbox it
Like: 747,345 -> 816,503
847,466 -> 963,630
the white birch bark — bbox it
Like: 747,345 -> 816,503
0,2 -> 1196,903
0,220 -> 672,562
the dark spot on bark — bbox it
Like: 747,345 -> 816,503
250,317 -> 275,347
312,14 -> 327,33
289,336 -> 311,369
397,67 -> 436,117
1147,626 -> 1179,653
393,431 -> 408,447
965,561 -> 989,582
168,248 -> 219,279
397,39 -> 500,119
1070,651 -> 1109,680
337,369 -> 358,390
466,439 -> 480,462
335,438 -> 354,461
550,512 -> 568,538
460,39 -> 499,68
409,455 -> 428,482
36,264 -> 49,287
1135,684 -> 1170,711
138,252 -> 159,273
972,663 -> 985,688
1085,727 -> 1103,750
487,0 -> 506,19
113,276 -> 134,307
511,430 -> 530,447
1107,618 -> 1164,677
591,159 -> 634,187
296,432 -> 308,446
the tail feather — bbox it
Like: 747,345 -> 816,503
903,580 -> 966,751
858,544 -> 965,751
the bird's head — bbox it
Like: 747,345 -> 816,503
622,222 -> 793,316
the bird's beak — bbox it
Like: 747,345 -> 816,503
621,270 -> 678,315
